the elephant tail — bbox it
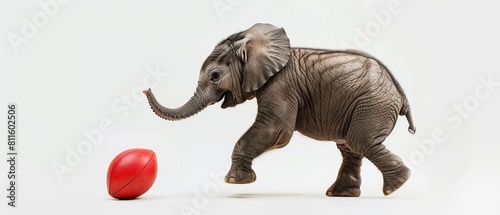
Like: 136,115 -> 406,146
385,67 -> 417,135
402,104 -> 416,134
383,62 -> 417,135
383,66 -> 416,135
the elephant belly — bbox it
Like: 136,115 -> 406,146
295,108 -> 347,142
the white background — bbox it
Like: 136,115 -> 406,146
1,0 -> 499,214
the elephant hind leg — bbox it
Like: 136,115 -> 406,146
326,143 -> 363,197
366,143 -> 411,195
346,118 -> 410,195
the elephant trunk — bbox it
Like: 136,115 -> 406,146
143,86 -> 214,121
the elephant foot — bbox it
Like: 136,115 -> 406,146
224,164 -> 256,184
326,173 -> 361,197
382,165 -> 411,195
326,187 -> 361,197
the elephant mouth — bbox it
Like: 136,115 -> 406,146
220,91 -> 233,109
208,91 -> 233,109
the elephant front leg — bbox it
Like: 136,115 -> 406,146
225,121 -> 294,184
224,142 -> 257,184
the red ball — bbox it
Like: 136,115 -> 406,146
107,148 -> 158,199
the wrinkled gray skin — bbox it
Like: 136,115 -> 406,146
144,23 -> 416,197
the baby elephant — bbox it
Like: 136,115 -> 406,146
144,23 -> 416,197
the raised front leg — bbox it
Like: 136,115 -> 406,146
225,101 -> 297,184
326,143 -> 363,197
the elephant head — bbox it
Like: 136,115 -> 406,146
143,23 -> 291,121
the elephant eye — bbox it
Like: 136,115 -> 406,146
210,71 -> 222,82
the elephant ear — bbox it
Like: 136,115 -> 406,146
235,23 -> 291,92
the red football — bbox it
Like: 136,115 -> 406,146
107,148 -> 158,199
